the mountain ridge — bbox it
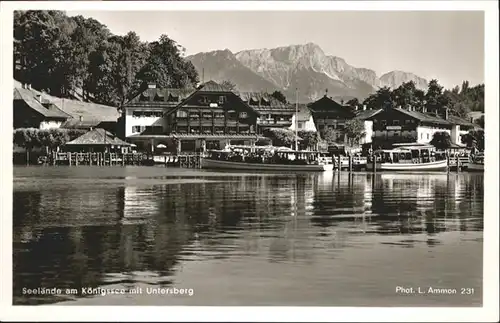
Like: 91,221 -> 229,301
186,43 -> 428,102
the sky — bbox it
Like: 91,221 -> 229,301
69,10 -> 485,89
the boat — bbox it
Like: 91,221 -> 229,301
366,144 -> 448,172
201,145 -> 334,171
201,88 -> 333,172
467,153 -> 484,172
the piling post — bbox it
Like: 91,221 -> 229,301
349,154 -> 353,172
337,155 -> 341,172
373,154 -> 377,173
68,152 -> 71,166
456,154 -> 460,172
447,154 -> 450,173
75,153 -> 79,166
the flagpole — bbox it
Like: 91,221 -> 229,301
295,87 -> 298,151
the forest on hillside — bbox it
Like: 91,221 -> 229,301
346,79 -> 484,122
14,10 -> 199,107
14,10 -> 485,122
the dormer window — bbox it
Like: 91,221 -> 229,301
139,92 -> 150,101
167,94 -> 179,102
218,96 -> 226,104
154,93 -> 164,102
200,96 -> 209,104
261,97 -> 270,106
239,112 -> 247,119
249,97 -> 258,105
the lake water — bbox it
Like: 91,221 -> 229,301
12,166 -> 483,306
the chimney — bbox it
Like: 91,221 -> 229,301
363,105 -> 367,111
147,82 -> 156,89
35,94 -> 42,103
27,84 -> 31,90
79,115 -> 83,122
470,117 -> 474,123
444,107 -> 449,120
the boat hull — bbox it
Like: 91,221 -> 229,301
366,159 -> 448,172
201,158 -> 334,171
467,163 -> 484,172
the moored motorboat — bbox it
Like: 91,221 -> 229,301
467,154 -> 484,172
201,145 -> 334,172
366,144 -> 448,172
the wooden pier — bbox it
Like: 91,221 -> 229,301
43,152 -> 474,172
49,152 -> 204,168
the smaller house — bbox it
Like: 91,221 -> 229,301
64,128 -> 132,153
289,104 -> 317,132
13,86 -> 72,129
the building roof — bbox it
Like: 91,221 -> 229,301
447,115 -> 479,129
354,109 -> 382,120
14,87 -> 71,119
65,128 -> 131,146
60,119 -> 117,130
164,80 -> 261,117
197,80 -> 234,92
295,104 -> 313,122
308,95 -> 353,112
237,92 -> 292,112
391,108 -> 452,126
125,87 -> 195,106
14,80 -> 119,123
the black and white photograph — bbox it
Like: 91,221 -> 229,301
1,1 -> 498,322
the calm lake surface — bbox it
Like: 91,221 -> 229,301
13,166 -> 484,306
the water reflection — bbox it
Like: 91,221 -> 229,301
12,168 -> 484,305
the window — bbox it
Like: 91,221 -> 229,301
298,123 -> 303,129
202,126 -> 212,134
218,96 -> 226,104
393,120 -> 400,125
176,110 -> 188,118
132,111 -> 142,117
239,125 -> 250,134
167,94 -> 179,102
214,112 -> 224,119
405,120 -> 412,124
420,133 -> 423,139
190,127 -> 200,134
239,112 -> 248,119
227,111 -> 238,120
189,112 -> 200,119
132,126 -> 141,133
177,126 -> 188,133
427,133 -> 429,140
215,127 -> 224,134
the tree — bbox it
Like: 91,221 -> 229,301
344,119 -> 366,147
461,130 -> 484,151
363,86 -> 395,110
475,115 -> 484,129
346,98 -> 360,109
298,130 -> 321,150
425,79 -> 449,113
137,34 -> 199,89
13,128 -> 40,164
391,81 -> 422,109
430,131 -> 452,150
321,127 -> 337,146
271,90 -> 287,104
220,80 -> 237,91
262,128 -> 297,147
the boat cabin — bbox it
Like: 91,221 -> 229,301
372,144 -> 444,164
206,145 -> 332,165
